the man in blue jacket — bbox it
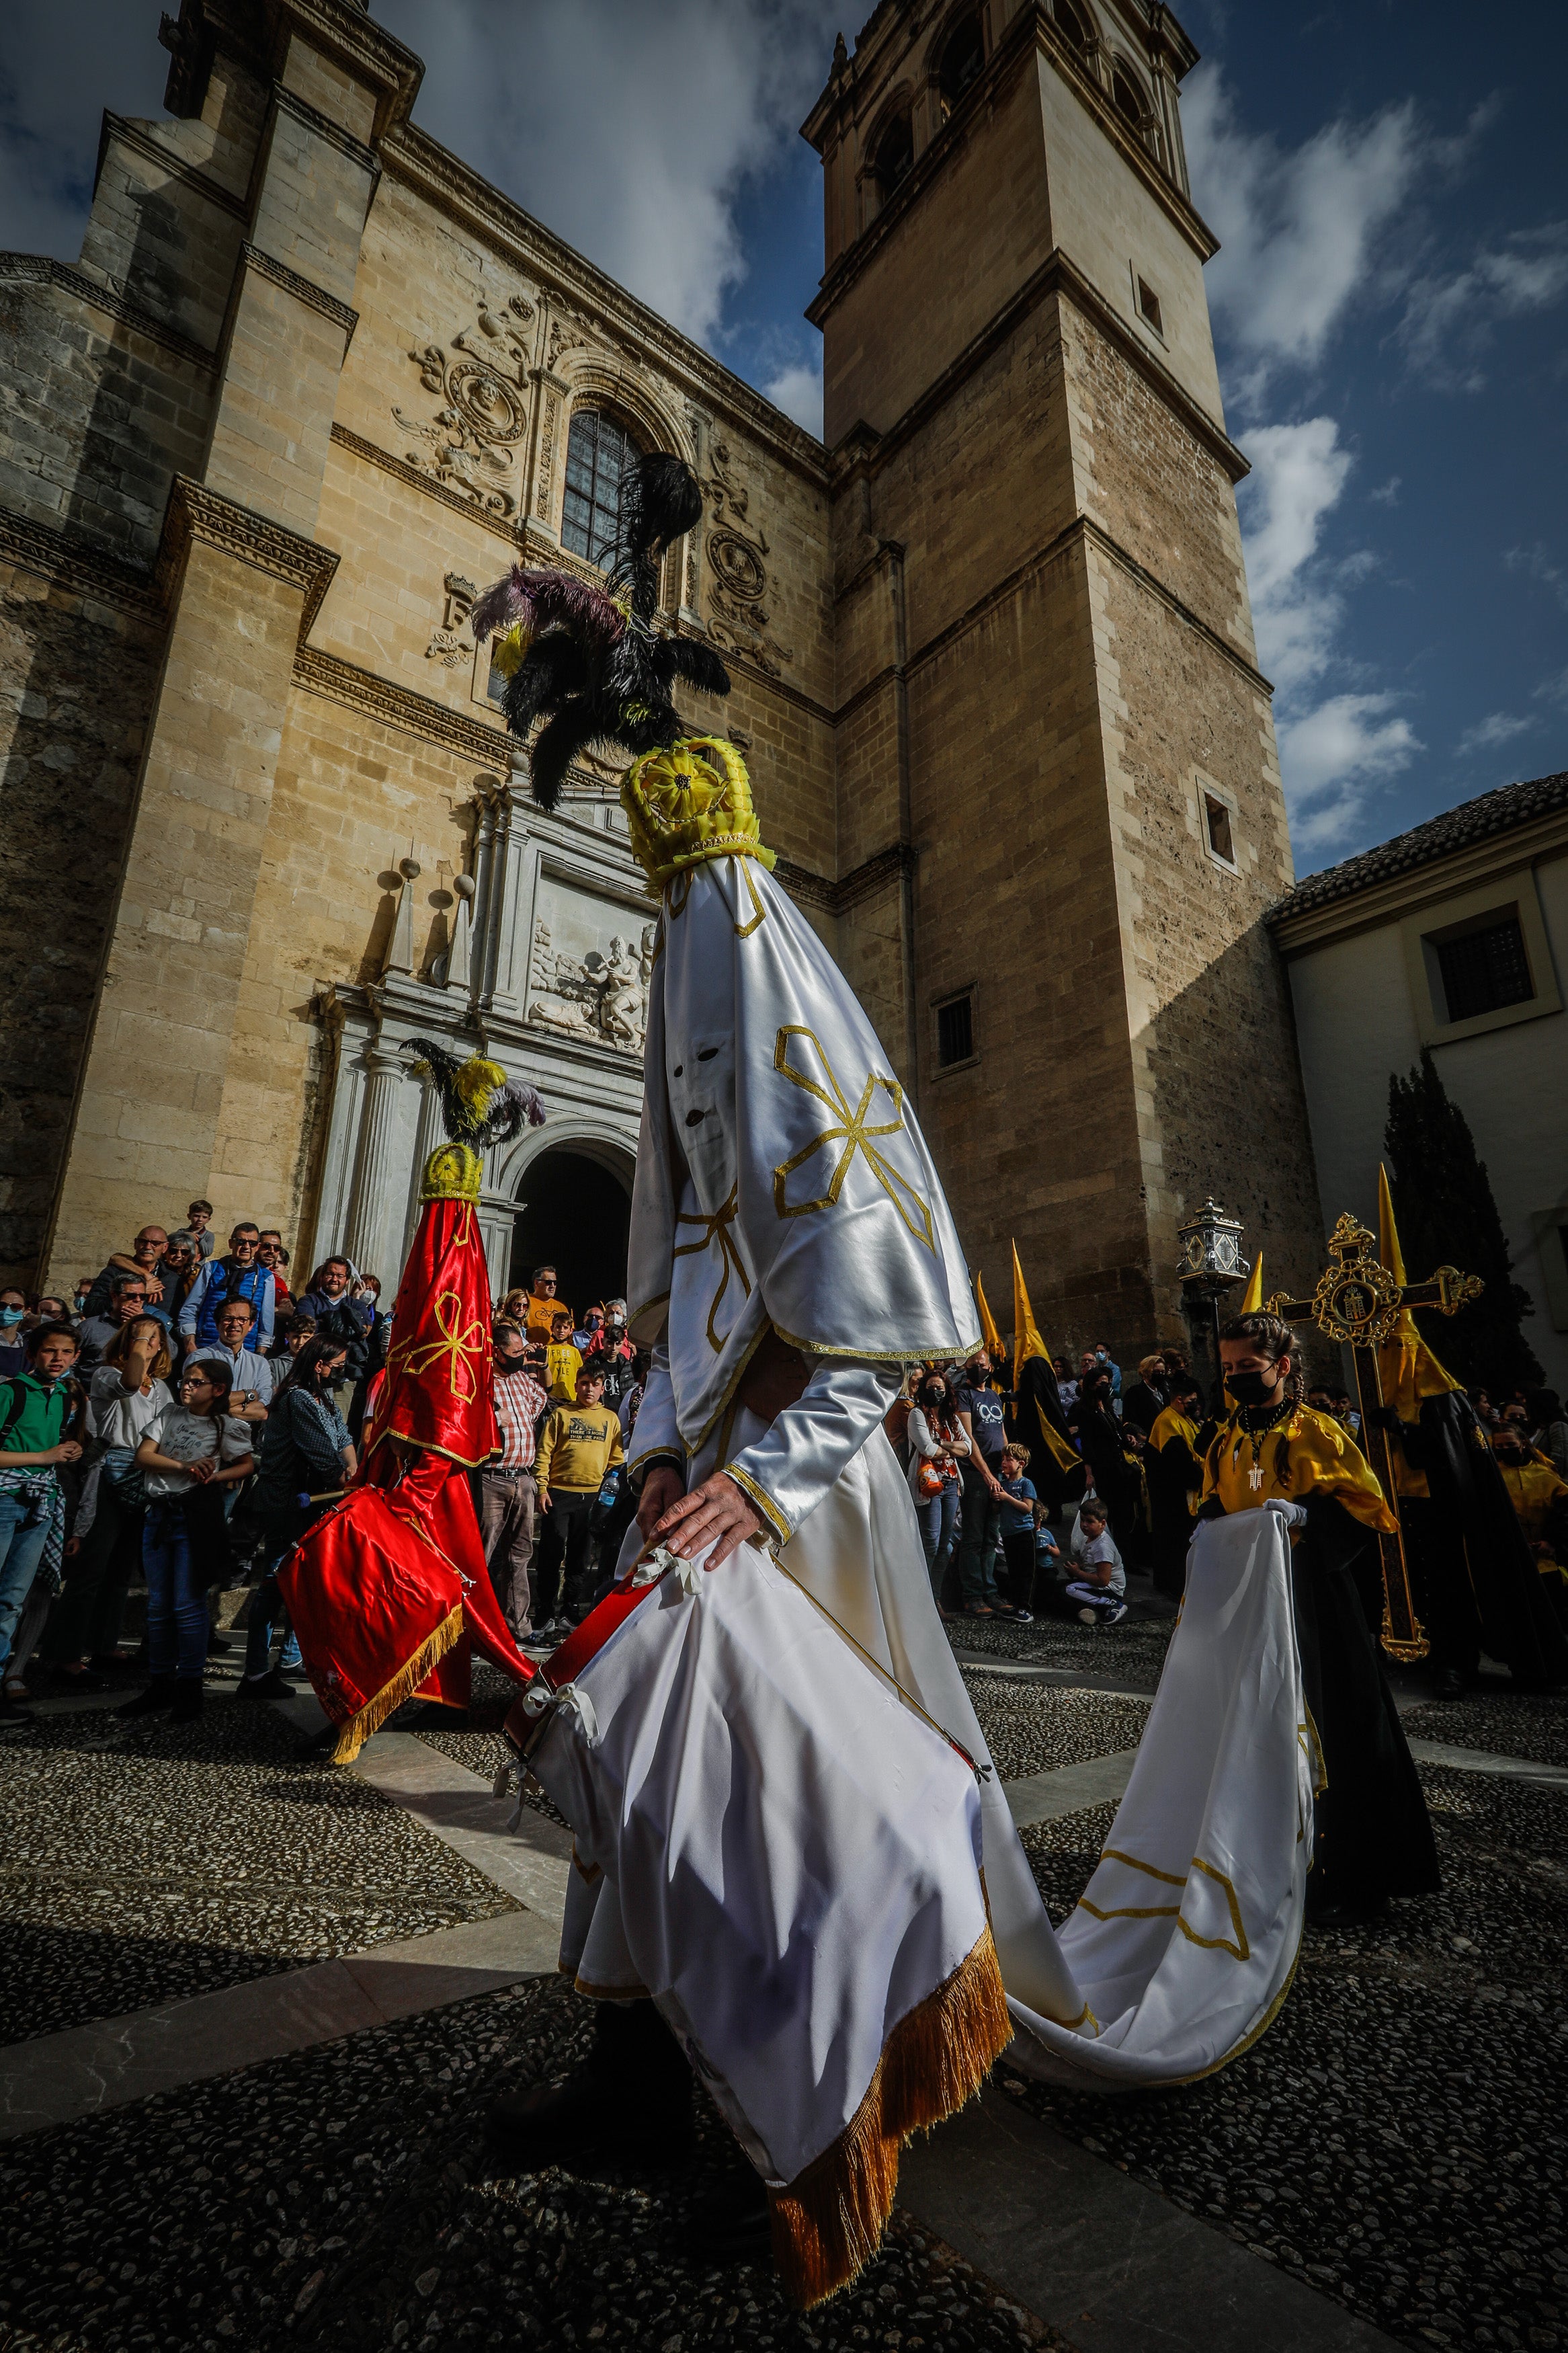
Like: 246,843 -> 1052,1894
178,1223 -> 276,1356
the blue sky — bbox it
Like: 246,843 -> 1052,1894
4,1 -> 1563,874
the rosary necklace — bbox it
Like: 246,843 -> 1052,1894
1231,1396 -> 1294,1490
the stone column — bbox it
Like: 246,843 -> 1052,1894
480,772 -> 534,1016
343,1044 -> 409,1280
477,1188 -> 520,1302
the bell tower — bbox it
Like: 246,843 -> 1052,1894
803,0 -> 1324,1353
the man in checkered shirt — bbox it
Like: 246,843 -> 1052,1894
481,1322 -> 548,1646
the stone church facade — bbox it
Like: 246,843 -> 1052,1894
0,0 -> 1324,1357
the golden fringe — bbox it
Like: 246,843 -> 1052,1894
329,1603 -> 464,1764
768,1925 -> 1012,2311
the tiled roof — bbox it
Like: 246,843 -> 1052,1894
1268,770 -> 1568,924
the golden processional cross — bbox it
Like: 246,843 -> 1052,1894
1268,1215 -> 1483,1662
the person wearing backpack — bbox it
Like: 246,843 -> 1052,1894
39,1315 -> 173,1687
0,1322 -> 87,1718
120,1357 -> 255,1722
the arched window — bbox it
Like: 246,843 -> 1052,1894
1052,0 -> 1090,55
1112,63 -> 1150,133
936,13 -> 985,116
872,111 -> 914,204
561,407 -> 643,569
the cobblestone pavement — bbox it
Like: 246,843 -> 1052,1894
0,1975 -> 1058,2353
1016,1761 -> 1568,2353
0,1701 -> 516,2046
960,1677 -> 1149,1781
948,1609 -> 1173,1690
1403,1685 -> 1568,1767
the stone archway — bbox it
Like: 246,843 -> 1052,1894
505,1134 -> 635,1322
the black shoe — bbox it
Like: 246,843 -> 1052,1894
238,1668 -> 296,1702
117,1677 -> 179,1718
687,2170 -> 773,2267
171,1679 -> 204,1724
1432,1666 -> 1466,1701
206,1631 -> 232,1655
51,1664 -> 108,1691
488,2001 -> 694,2165
0,1691 -> 34,1723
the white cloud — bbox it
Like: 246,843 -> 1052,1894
1535,667 -> 1568,709
1456,711 -> 1536,756
1278,694 -> 1423,850
1505,542 -> 1568,611
376,0 -> 840,350
1237,417 -> 1352,694
1183,65 -> 1423,407
761,356 -> 823,435
0,2 -> 167,262
1369,475 -> 1402,506
1398,223 -> 1568,391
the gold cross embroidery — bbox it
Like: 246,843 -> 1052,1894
772,1025 -> 934,1250
388,1287 -> 486,1404
673,1180 -> 752,1353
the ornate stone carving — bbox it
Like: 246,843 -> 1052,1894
701,438 -> 794,676
425,571 -> 477,668
393,292 -> 536,517
526,915 -> 657,1055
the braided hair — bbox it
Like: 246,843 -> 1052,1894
1215,1311 -> 1304,1489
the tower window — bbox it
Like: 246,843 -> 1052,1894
1112,65 -> 1149,130
936,991 -> 975,1067
1136,275 -> 1163,336
1204,794 -> 1235,866
562,408 -> 643,569
1432,914 -> 1532,1023
872,111 -> 914,203
936,14 -> 985,116
1052,0 -> 1090,56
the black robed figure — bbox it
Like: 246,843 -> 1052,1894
1199,1310 -> 1439,1919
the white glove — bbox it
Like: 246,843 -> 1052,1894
1266,1498 -> 1308,1530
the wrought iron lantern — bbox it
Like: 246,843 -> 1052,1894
1176,1199 -> 1249,1291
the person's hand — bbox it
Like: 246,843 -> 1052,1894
635,1464 -> 684,1543
64,1535 -> 81,1558
653,1471 -> 766,1568
536,1488 -> 550,1515
1266,1497 -> 1308,1530
188,1455 -> 217,1484
49,1440 -> 83,1464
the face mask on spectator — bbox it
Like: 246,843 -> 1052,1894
0,1306 -> 22,1328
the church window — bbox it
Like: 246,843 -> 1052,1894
936,14 -> 985,117
1203,794 -> 1235,867
1112,63 -> 1149,132
872,112 -> 915,204
562,408 -> 644,568
1052,0 -> 1090,56
1136,274 -> 1164,337
936,990 -> 975,1067
1432,914 -> 1532,1024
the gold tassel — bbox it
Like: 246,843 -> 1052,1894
768,1925 -> 1012,2309
329,1603 -> 464,1764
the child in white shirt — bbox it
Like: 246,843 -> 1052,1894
1063,1500 -> 1128,1626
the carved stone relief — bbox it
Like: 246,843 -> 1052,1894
701,438 -> 795,676
393,292 -> 536,517
425,571 -> 476,668
526,882 -> 657,1055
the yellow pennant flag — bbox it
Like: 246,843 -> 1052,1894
974,1269 -> 1003,1363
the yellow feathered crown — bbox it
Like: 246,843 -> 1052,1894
619,736 -> 776,894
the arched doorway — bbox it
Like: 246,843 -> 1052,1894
508,1144 -> 632,1320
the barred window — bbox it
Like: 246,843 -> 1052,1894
873,112 -> 914,202
937,992 -> 975,1067
562,409 -> 643,569
937,15 -> 985,115
1433,915 -> 1533,1023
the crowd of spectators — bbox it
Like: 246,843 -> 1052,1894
5,1216 -> 1565,1721
0,1202 -> 388,1722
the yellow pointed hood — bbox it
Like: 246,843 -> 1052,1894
1378,1164 -> 1460,1414
1239,1252 -> 1265,1315
974,1269 -> 1003,1364
1011,1240 -> 1048,1388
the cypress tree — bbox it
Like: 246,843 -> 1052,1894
1384,1049 -> 1543,1392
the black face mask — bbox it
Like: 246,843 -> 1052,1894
1227,1369 -> 1280,1408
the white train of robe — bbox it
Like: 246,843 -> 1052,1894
565,850 -> 1311,2098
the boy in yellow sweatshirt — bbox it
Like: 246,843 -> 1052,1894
534,1365 -> 625,1638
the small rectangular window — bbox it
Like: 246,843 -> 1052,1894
485,649 -> 507,706
1137,275 -> 1163,336
1204,793 -> 1235,866
936,992 -> 974,1068
1434,916 -> 1532,1023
